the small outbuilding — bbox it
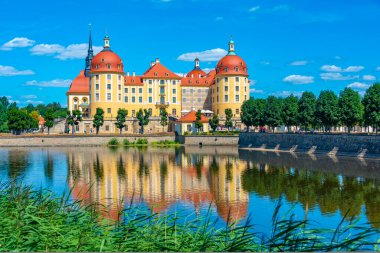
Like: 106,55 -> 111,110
175,110 -> 209,135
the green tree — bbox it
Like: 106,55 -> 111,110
92,108 -> 104,134
0,96 -> 10,132
194,109 -> 203,133
315,90 -> 339,132
362,83 -> 380,133
241,99 -> 255,132
136,109 -> 150,134
338,88 -> 364,133
115,108 -> 128,135
281,95 -> 299,132
298,92 -> 316,131
224,108 -> 233,131
209,114 -> 219,132
7,108 -> 37,135
252,98 -> 266,130
159,108 -> 168,132
66,110 -> 83,134
44,109 -> 55,135
264,96 -> 283,133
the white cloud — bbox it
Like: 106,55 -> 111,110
363,75 -> 376,81
30,43 -> 102,60
320,73 -> 358,81
249,6 -> 260,12
0,65 -> 35,76
250,88 -> 264,94
175,73 -> 186,77
271,90 -> 304,97
290,60 -> 308,66
21,95 -> 37,99
348,82 -> 370,90
283,75 -> 314,84
260,61 -> 270,65
321,65 -> 364,73
202,68 -> 214,73
177,48 -> 227,62
25,100 -> 44,104
0,37 -> 35,51
25,79 -> 71,87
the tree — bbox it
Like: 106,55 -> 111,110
7,108 -> 37,135
241,99 -> 255,132
315,90 -> 339,132
44,109 -> 55,135
92,108 -> 104,134
194,109 -> 203,132
136,108 -> 150,134
209,114 -> 219,132
338,88 -> 364,133
298,92 -> 316,131
362,83 -> 380,133
225,108 -> 233,131
281,95 -> 299,132
252,98 -> 266,130
115,108 -> 128,135
159,108 -> 168,132
0,96 -> 10,132
264,96 -> 283,133
66,110 -> 83,134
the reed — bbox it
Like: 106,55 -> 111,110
0,182 -> 378,252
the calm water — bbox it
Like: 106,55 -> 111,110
0,146 -> 379,236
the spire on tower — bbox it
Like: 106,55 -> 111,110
194,57 -> 200,69
104,34 -> 110,49
85,24 -> 94,77
228,37 -> 236,55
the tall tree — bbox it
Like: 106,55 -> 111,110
115,108 -> 128,135
136,108 -> 150,134
224,108 -> 233,131
338,88 -> 364,133
264,96 -> 283,133
281,95 -> 299,132
159,108 -> 168,132
362,83 -> 380,133
7,108 -> 37,135
92,108 -> 104,134
194,109 -> 203,132
0,96 -> 10,132
209,114 -> 219,132
66,110 -> 83,134
298,92 -> 316,131
241,99 -> 255,132
44,109 -> 55,135
315,90 -> 339,132
252,98 -> 266,130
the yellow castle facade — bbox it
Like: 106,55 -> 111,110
66,33 -> 250,134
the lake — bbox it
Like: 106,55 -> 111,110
0,146 -> 379,236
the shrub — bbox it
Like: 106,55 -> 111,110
108,137 -> 119,146
136,138 -> 148,145
123,139 -> 130,146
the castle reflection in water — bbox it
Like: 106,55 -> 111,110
68,146 -> 249,221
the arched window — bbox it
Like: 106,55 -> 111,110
235,67 -> 239,72
224,67 -> 228,72
73,98 -> 79,110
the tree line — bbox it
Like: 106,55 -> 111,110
241,83 -> 380,134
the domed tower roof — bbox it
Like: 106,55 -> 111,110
216,39 -> 248,76
66,70 -> 89,94
186,58 -> 206,77
91,35 -> 124,74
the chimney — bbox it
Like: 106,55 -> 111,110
127,72 -> 130,76
191,74 -> 194,78
151,61 -> 155,67
132,71 -> 135,77
155,58 -> 160,63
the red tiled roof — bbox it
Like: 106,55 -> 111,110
216,55 -> 248,77
178,110 -> 209,123
143,62 -> 181,79
181,69 -> 216,87
91,50 -> 124,74
186,68 -> 206,78
124,76 -> 143,86
66,70 -> 89,94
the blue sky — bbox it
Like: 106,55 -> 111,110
1,0 -> 380,106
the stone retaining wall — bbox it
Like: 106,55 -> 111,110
177,135 -> 239,146
0,135 -> 175,147
239,133 -> 380,156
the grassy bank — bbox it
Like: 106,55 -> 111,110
0,182 -> 379,252
108,138 -> 181,147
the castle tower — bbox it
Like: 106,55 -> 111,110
212,39 -> 249,122
84,28 -> 94,77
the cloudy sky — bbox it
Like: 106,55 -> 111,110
1,0 -> 380,106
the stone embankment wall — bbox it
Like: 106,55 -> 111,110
176,135 -> 239,146
239,133 -> 380,156
0,134 -> 175,147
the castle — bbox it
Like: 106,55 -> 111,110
66,32 -> 250,134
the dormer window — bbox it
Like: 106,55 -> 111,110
154,72 -> 158,76
224,67 -> 228,72
132,79 -> 135,83
235,67 -> 239,72
96,64 -> 99,69
165,73 -> 169,76
101,59 -> 104,62
196,80 -> 199,84
117,64 -> 120,70
107,64 -> 111,69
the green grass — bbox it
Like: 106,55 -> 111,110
108,138 -> 120,146
123,138 -> 148,146
151,140 -> 181,147
0,182 -> 379,252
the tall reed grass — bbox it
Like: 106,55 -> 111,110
0,182 -> 378,252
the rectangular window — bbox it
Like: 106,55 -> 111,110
124,88 -> 128,93
160,87 -> 165,93
244,86 -> 246,92
118,94 -> 121,101
105,125 -> 109,131
96,84 -> 99,90
96,93 -> 99,101
160,80 -> 165,84
172,80 -> 176,85
148,80 -> 152,84
132,97 -> 135,103
139,88 -> 142,93
225,86 -> 228,92
197,98 -> 202,102
107,93 -> 111,101
139,97 -> 142,103
118,75 -> 121,80
235,95 -> 239,102
172,109 -> 176,115
149,88 -> 152,94
96,75 -> 99,80
124,96 -> 128,102
149,97 -> 152,103
224,77 -> 228,82
132,88 -> 136,93
235,86 -> 239,92
217,96 -> 219,102
173,88 -> 176,94
183,98 -> 186,102
107,108 -> 111,114
172,97 -> 176,103
236,109 -> 239,114
217,87 -> 219,92
118,85 -> 121,90
107,84 -> 111,90
107,74 -> 111,80
132,110 -> 135,117
235,77 -> 239,82
225,95 -> 228,102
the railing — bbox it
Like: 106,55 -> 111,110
159,92 -> 166,96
